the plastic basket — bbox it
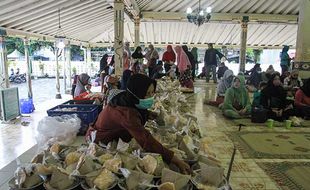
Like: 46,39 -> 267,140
47,104 -> 98,126
62,100 -> 95,105
62,99 -> 102,113
20,98 -> 35,114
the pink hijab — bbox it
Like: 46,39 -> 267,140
175,46 -> 191,73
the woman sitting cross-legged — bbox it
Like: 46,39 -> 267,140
222,75 -> 251,119
260,73 -> 294,121
205,69 -> 234,107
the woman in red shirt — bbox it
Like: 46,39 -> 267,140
295,78 -> 310,119
86,74 -> 191,174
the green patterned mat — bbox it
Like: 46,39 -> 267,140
206,106 -> 310,128
230,118 -> 310,128
227,131 -> 310,159
258,162 -> 310,190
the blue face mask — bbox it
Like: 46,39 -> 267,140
135,97 -> 154,109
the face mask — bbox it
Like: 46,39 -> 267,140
127,88 -> 154,110
135,97 -> 154,110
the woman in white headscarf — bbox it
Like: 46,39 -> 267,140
205,69 -> 234,107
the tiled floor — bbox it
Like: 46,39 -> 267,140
1,80 -> 310,189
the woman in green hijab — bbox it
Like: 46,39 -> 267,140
222,75 -> 251,119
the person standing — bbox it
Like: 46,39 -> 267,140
99,54 -> 109,74
191,47 -> 199,80
162,45 -> 176,73
124,42 -> 132,59
280,45 -> 291,74
145,44 -> 159,77
204,43 -> 224,83
182,45 -> 195,81
175,46 -> 193,89
132,46 -> 144,73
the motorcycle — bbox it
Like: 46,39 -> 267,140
9,73 -> 27,84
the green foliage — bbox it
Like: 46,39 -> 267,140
246,48 -> 263,63
5,37 -> 24,54
70,45 -> 84,60
5,36 -> 54,55
72,67 -> 77,75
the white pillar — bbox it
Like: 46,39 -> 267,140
86,46 -> 91,75
23,37 -> 33,98
63,45 -> 66,93
114,0 -> 124,76
55,43 -> 62,99
295,0 -> 310,79
66,42 -> 72,88
134,18 -> 140,48
0,29 -> 9,89
239,16 -> 249,73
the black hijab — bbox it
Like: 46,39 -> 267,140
109,74 -> 156,124
182,45 -> 195,67
262,73 -> 287,99
121,70 -> 132,90
100,54 -> 109,72
301,78 -> 310,97
132,46 -> 144,59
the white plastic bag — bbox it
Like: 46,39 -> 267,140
36,114 -> 81,149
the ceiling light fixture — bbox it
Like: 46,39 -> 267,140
186,0 -> 212,26
55,8 -> 66,49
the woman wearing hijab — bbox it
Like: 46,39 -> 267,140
86,74 -> 191,174
266,65 -> 275,75
182,45 -> 196,80
175,46 -> 193,89
222,75 -> 251,119
206,69 -> 234,107
162,45 -> 176,73
120,70 -> 133,90
132,46 -> 144,62
99,54 -> 109,73
295,78 -> 310,119
71,74 -> 79,98
145,44 -> 159,77
283,69 -> 303,96
74,73 -> 91,98
260,73 -> 294,121
280,45 -> 291,74
247,63 -> 262,89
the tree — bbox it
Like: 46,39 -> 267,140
70,45 -> 84,60
5,36 -> 55,56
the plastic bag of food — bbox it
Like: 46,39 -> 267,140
36,114 -> 81,150
161,168 -> 190,190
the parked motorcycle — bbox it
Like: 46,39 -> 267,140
9,73 -> 27,84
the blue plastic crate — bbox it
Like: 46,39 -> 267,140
47,104 -> 98,125
62,100 -> 95,105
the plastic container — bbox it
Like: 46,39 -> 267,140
62,99 -> 102,113
62,100 -> 95,105
20,98 -> 35,114
47,104 -> 98,124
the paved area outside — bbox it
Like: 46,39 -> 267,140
10,78 -> 67,106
